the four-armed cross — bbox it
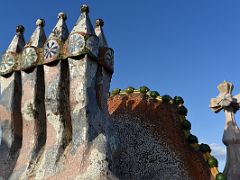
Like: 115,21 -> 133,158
210,81 -> 240,180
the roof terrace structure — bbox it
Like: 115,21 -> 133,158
0,4 -> 229,180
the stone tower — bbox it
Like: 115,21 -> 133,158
210,81 -> 240,180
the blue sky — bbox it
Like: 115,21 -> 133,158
1,0 -> 240,171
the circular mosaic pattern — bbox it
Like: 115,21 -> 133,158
44,39 -> 60,61
68,33 -> 85,55
21,47 -> 38,70
86,36 -> 99,57
0,53 -> 15,75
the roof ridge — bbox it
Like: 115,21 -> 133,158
109,86 -> 226,180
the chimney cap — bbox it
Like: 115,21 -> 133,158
96,19 -> 104,27
58,12 -> 67,21
16,25 -> 25,34
80,4 -> 89,13
36,19 -> 45,27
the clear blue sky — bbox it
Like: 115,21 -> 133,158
2,0 -> 240,170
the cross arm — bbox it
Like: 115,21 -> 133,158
210,97 -> 223,113
232,94 -> 240,113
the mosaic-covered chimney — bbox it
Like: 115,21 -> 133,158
0,4 -> 118,179
0,25 -> 25,156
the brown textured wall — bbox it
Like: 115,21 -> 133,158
108,94 -> 212,180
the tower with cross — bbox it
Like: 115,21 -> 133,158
210,81 -> 240,180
